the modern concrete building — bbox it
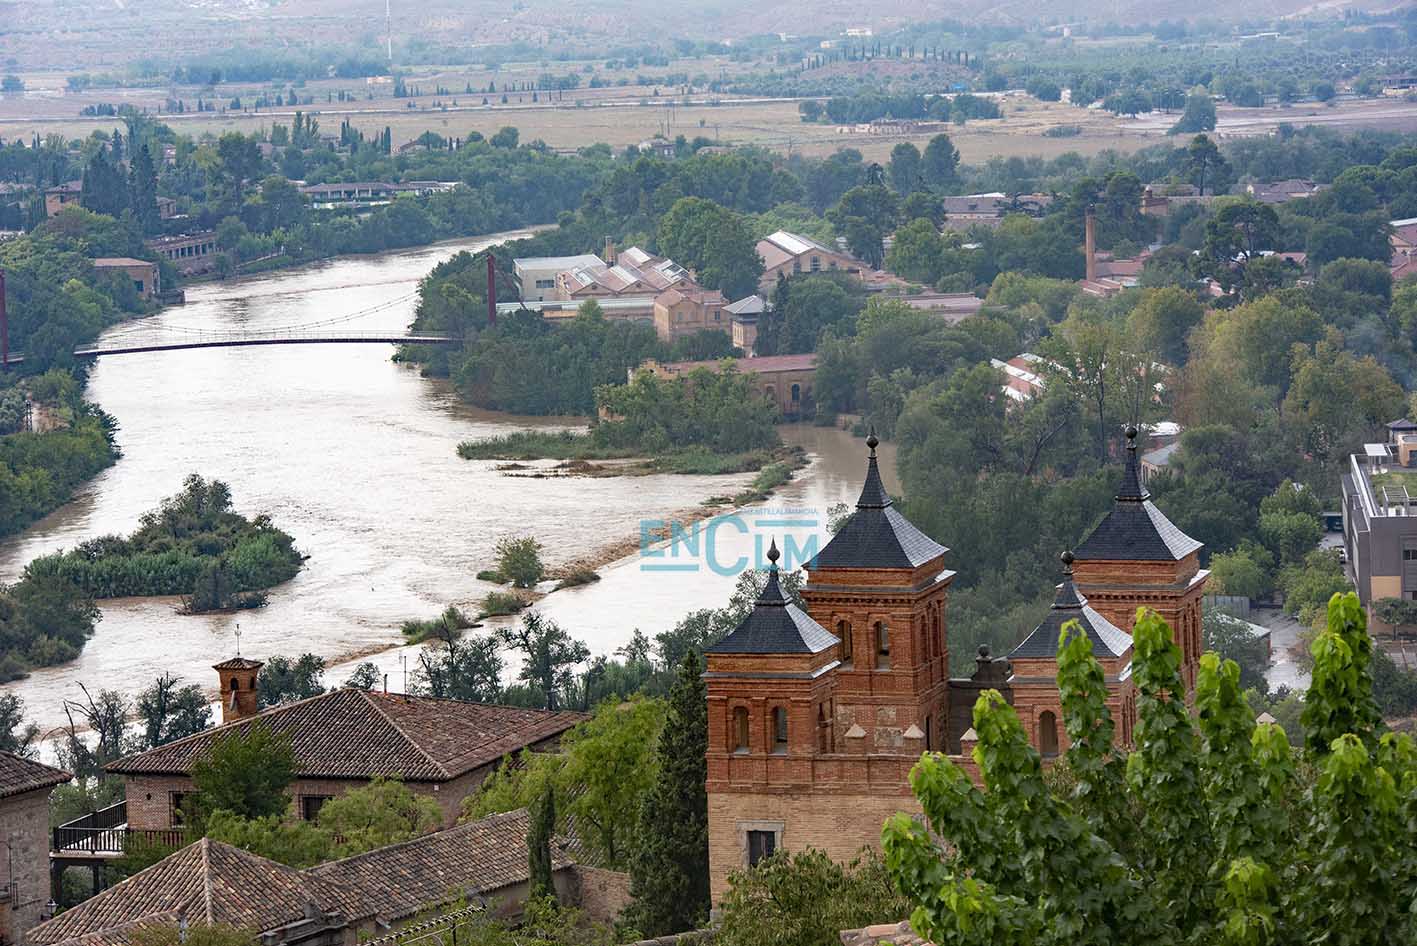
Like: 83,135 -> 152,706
1340,429 -> 1417,623
511,254 -> 604,302
147,232 -> 219,275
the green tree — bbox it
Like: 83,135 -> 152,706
497,611 -> 589,710
190,723 -> 297,822
1208,547 -> 1271,600
136,673 -> 212,749
203,810 -> 331,867
921,133 -> 960,189
888,142 -> 922,193
656,197 -> 764,299
626,651 -> 709,935
1302,592 -> 1382,753
1202,611 -> 1273,694
1185,134 -> 1226,195
495,536 -> 545,588
529,784 -> 556,901
1171,89 -> 1217,134
0,694 -> 38,757
717,849 -> 911,946
257,654 -> 326,707
827,185 -> 900,269
1125,287 -> 1204,365
316,776 -> 442,855
490,126 -> 520,148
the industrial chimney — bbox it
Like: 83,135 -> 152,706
213,657 -> 264,723
1084,211 -> 1097,283
604,236 -> 616,266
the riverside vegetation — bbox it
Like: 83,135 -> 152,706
12,474 -> 302,677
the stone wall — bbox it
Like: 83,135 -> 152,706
569,865 -> 632,924
2,788 -> 58,944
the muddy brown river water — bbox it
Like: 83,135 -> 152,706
0,234 -> 899,735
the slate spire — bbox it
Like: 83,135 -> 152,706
856,428 -> 891,509
757,539 -> 787,607
1116,425 -> 1147,501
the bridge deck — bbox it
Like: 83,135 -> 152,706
2,334 -> 459,366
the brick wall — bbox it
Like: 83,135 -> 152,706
708,790 -> 923,902
1,788 -> 57,944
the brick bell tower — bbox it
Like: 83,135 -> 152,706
703,433 -> 954,904
1070,426 -> 1208,691
213,657 -> 264,724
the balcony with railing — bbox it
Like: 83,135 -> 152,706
51,801 -> 187,859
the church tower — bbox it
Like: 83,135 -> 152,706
800,432 -> 954,755
213,657 -> 263,724
1071,427 -> 1207,690
703,434 -> 954,903
1007,551 -> 1138,754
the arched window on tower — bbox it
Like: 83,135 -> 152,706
732,707 -> 750,754
1039,710 -> 1060,758
874,621 -> 891,669
818,703 -> 832,752
837,620 -> 852,665
772,707 -> 788,754
230,677 -> 239,690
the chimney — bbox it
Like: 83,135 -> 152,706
604,236 -> 615,265
486,253 -> 496,327
213,657 -> 263,723
1084,211 -> 1097,283
0,268 -> 8,371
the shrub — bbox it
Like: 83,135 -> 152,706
495,536 -> 545,588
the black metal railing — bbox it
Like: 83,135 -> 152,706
52,801 -> 128,855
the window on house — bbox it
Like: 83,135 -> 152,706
747,830 -> 777,867
170,792 -> 192,825
772,707 -> 788,754
837,620 -> 852,664
810,256 -> 821,271
300,795 -> 334,821
534,278 -> 556,289
875,621 -> 891,669
733,706 -> 750,753
790,383 -> 801,402
1039,711 -> 1060,758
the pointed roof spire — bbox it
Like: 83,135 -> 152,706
855,427 -> 891,509
705,537 -> 839,654
1073,427 -> 1202,563
1009,549 -> 1131,659
757,539 -> 787,606
1116,425 -> 1147,501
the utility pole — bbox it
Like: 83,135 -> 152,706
0,268 -> 8,371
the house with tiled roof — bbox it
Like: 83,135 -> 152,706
28,838 -> 376,946
108,677 -> 585,833
309,809 -> 581,924
0,752 -> 70,944
755,231 -> 863,288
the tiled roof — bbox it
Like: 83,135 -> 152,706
311,809 -> 573,922
212,657 -> 263,671
725,294 -> 766,316
660,354 -> 815,374
1010,555 -> 1132,660
108,689 -> 585,781
0,751 -> 70,800
27,839 -> 373,945
707,544 -> 839,655
809,435 -> 949,571
1073,428 -> 1202,563
840,920 -> 929,946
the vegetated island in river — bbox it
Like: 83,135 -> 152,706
457,363 -> 806,502
25,473 -> 304,616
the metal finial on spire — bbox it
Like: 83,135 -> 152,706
1060,550 -> 1074,573
234,624 -> 241,657
767,538 -> 780,568
866,427 -> 879,456
1125,425 -> 1139,449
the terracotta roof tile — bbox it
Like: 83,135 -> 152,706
107,690 -> 585,782
0,751 -> 70,799
28,839 -> 373,944
310,810 -> 573,922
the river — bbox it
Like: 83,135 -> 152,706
0,234 -> 897,736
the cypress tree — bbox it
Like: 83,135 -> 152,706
625,650 -> 709,935
528,784 -> 556,901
